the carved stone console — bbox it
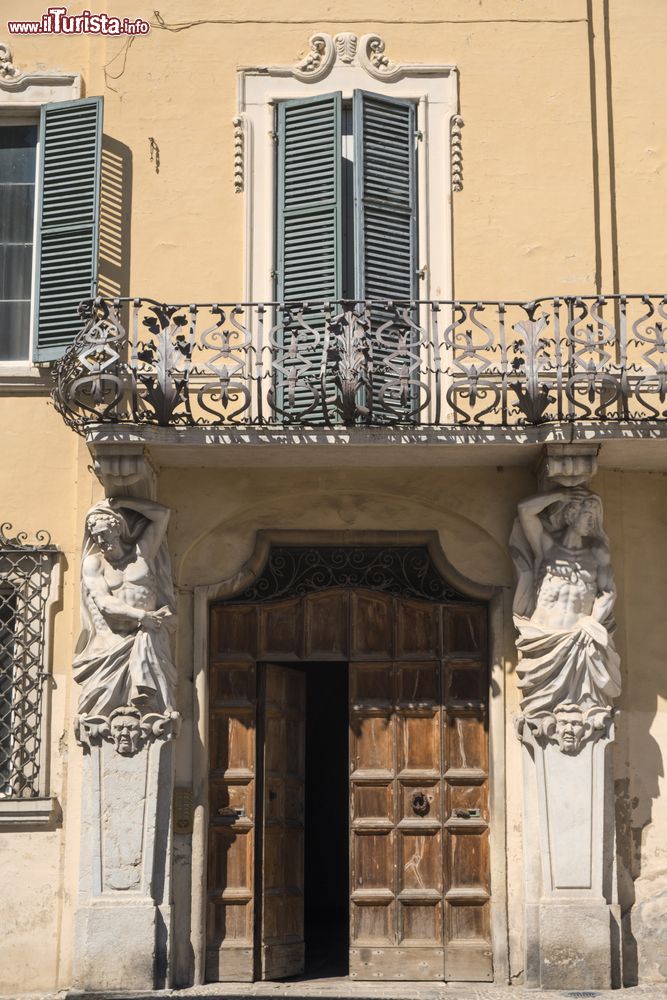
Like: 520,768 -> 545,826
72,490 -> 180,990
511,445 -> 620,988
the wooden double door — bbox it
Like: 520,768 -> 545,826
207,588 -> 492,983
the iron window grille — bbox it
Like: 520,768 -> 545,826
0,524 -> 59,799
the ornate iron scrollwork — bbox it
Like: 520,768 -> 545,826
51,294 -> 667,432
226,545 -> 469,604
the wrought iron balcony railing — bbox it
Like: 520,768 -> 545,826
51,295 -> 667,433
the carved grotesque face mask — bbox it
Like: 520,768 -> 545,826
554,705 -> 586,754
110,711 -> 142,756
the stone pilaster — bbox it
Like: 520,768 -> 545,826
73,736 -> 175,990
513,444 -> 620,988
72,444 -> 178,990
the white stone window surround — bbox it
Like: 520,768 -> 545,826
236,33 -> 459,306
0,43 -> 80,388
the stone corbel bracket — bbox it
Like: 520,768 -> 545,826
75,707 -> 181,757
90,443 -> 156,498
538,442 -> 599,488
516,705 -> 617,756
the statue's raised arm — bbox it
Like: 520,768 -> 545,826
108,496 -> 171,562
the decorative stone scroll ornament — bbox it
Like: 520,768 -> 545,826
292,31 -> 405,83
510,487 -> 621,754
73,497 -> 180,754
293,32 -> 336,81
0,43 -> 19,78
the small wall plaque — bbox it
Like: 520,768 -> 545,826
173,786 -> 193,835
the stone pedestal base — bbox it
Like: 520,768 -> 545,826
72,737 -> 174,991
522,729 -> 619,989
537,901 -> 620,989
74,903 -> 171,991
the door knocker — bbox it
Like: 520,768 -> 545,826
411,791 -> 430,816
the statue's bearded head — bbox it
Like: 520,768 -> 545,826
109,706 -> 143,756
554,703 -> 586,754
86,509 -> 126,561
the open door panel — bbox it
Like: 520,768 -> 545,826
260,663 -> 306,979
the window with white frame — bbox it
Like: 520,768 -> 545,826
0,527 -> 59,803
0,53 -> 103,364
238,34 -> 458,306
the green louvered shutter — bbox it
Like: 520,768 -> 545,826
276,93 -> 342,420
353,90 -> 418,420
33,97 -> 103,362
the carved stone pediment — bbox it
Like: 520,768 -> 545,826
290,30 -> 447,83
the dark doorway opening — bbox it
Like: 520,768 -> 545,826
303,661 -> 349,978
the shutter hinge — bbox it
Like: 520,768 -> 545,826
415,129 -> 424,142
417,265 -> 427,280
269,130 -> 278,144
270,269 -> 278,279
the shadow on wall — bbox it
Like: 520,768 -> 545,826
616,689 -> 665,984
98,134 -> 132,301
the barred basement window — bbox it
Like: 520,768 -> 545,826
0,524 -> 59,801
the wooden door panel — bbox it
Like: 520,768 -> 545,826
350,591 -> 393,658
206,660 -> 256,982
303,589 -> 349,659
351,713 -> 393,774
443,605 -> 487,656
442,605 -> 492,981
210,604 -> 257,660
260,664 -> 306,980
350,658 -> 445,981
258,599 -> 302,659
396,599 -> 441,659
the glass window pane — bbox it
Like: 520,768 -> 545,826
0,124 -> 37,361
0,184 -> 35,243
0,125 -> 37,182
0,301 -> 31,360
3,244 -> 33,300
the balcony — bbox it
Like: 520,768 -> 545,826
51,295 -> 667,470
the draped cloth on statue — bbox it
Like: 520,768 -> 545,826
73,623 -> 176,718
73,500 -> 177,718
514,615 -> 621,716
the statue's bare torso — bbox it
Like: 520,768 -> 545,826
532,544 -> 599,630
85,543 -> 158,635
